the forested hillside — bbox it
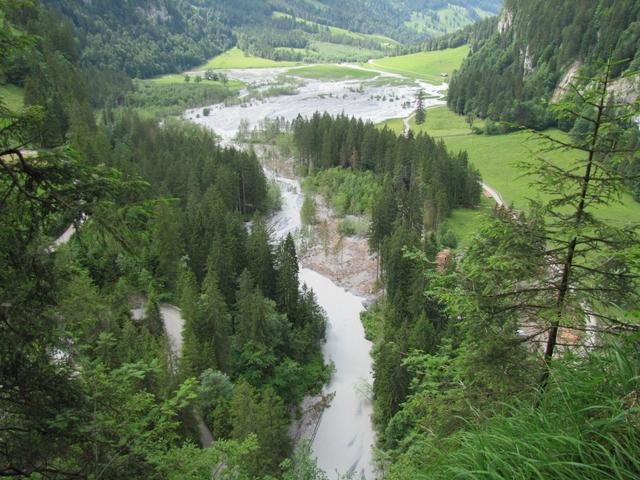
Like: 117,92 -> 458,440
368,63 -> 640,479
38,0 -> 502,76
448,0 -> 640,128
40,0 -> 237,77
4,0 -> 640,478
1,2 -> 328,477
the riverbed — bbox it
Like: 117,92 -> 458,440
185,64 -> 446,145
267,171 -> 376,478
184,62 -> 447,478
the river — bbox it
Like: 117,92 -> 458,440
48,61 -> 444,476
184,61 -> 441,479
186,64 -> 446,145
267,173 -> 376,479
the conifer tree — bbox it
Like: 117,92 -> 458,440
415,89 -> 426,125
200,264 -> 232,373
246,216 -> 276,299
276,233 -> 300,325
522,62 -> 640,383
254,386 -> 292,474
144,283 -> 163,336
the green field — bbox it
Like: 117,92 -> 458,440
368,45 -> 470,83
404,106 -> 640,227
198,47 -> 300,70
288,64 -> 377,81
445,197 -> 495,246
272,11 -> 399,47
149,74 -> 245,90
379,117 -> 405,134
0,84 -> 25,110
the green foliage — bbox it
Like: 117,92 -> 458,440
246,216 -> 277,299
1,4 -> 329,477
415,90 -> 426,125
42,0 -> 236,77
372,62 -> 640,480
276,234 -> 300,324
293,113 -> 482,232
304,167 -> 381,216
301,192 -> 317,226
124,80 -> 237,118
387,344 -> 640,480
282,441 -> 329,480
230,381 -> 292,477
448,0 -> 640,130
197,369 -> 234,436
144,282 -> 164,335
337,217 -> 368,237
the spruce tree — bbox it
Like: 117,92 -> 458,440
522,62 -> 640,384
254,386 -> 292,475
200,264 -> 232,373
415,89 -> 426,125
246,216 -> 276,299
143,283 -> 163,336
276,233 -> 300,325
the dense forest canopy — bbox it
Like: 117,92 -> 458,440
448,0 -> 640,128
37,0 -> 503,77
2,0 -> 640,479
1,1 -> 329,477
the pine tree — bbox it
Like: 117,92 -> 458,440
200,264 -> 232,373
300,193 -> 317,226
143,283 -> 163,336
521,62 -> 640,384
415,89 -> 426,125
254,386 -> 292,474
276,233 -> 300,324
152,202 -> 183,291
246,216 -> 276,299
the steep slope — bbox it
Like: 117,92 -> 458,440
41,0 -> 503,77
40,0 -> 239,77
270,0 -> 503,41
447,0 -> 640,128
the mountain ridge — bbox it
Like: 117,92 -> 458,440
40,0 -> 503,77
447,0 -> 640,128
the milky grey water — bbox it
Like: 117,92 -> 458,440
301,268 -> 375,479
185,62 -> 445,478
185,64 -> 446,145
267,172 -> 376,479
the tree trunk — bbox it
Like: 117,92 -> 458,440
540,62 -> 610,387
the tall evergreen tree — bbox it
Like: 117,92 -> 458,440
415,89 -> 426,125
199,264 -> 232,373
246,216 -> 276,299
276,233 -> 300,325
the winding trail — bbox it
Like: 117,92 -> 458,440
53,228 -> 214,447
481,182 -> 505,207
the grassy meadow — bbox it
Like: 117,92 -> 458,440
0,84 -> 25,110
287,64 -> 377,80
198,47 -> 300,70
398,107 -> 640,232
379,106 -> 640,243
367,45 -> 470,83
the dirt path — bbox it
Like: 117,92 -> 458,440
481,182 -> 505,207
